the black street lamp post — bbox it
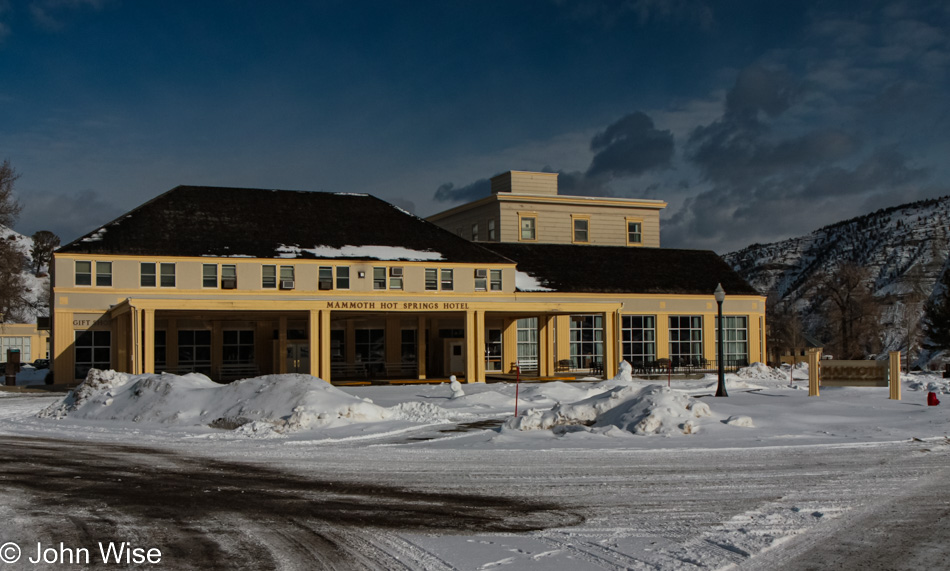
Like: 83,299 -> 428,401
714,283 -> 728,397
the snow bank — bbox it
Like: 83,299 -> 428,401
505,384 -> 711,436
736,362 -> 790,382
38,369 -> 405,435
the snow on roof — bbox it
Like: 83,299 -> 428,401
81,228 -> 107,242
515,270 -> 555,292
276,244 -> 445,261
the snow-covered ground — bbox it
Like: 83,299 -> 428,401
2,362 -> 949,569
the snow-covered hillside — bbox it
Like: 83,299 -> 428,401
724,195 -> 950,358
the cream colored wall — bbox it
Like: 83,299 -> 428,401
0,323 -> 50,362
427,202 -> 501,242
54,254 -> 518,300
498,200 -> 661,246
491,171 -> 559,195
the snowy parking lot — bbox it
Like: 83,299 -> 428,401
1,364 -> 948,570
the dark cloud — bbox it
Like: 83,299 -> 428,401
666,43 -> 944,253
19,188 -> 124,243
433,111 -> 670,203
433,178 -> 492,203
586,112 -> 674,179
724,65 -> 801,120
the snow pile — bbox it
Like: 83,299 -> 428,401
386,401 -> 454,423
38,369 -> 398,434
724,415 -> 755,428
906,375 -> 950,394
736,362 -> 790,382
505,384 -> 711,436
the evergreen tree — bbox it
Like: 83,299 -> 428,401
30,230 -> 60,274
922,267 -> 950,351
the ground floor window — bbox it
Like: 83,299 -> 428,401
669,316 -> 703,365
570,314 -> 604,369
75,330 -> 110,379
355,328 -> 385,366
154,330 -> 166,370
516,318 -> 538,370
178,330 -> 211,375
621,315 -> 656,366
0,337 -> 31,363
330,330 -> 345,362
485,328 -> 502,371
401,329 -> 417,364
223,330 -> 254,364
718,316 -> 749,367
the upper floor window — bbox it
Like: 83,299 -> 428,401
280,265 -> 295,289
440,269 -> 454,291
627,221 -> 642,245
262,265 -> 276,288
319,266 -> 333,290
573,217 -> 589,243
373,267 -> 387,290
336,266 -> 350,289
221,265 -> 237,288
95,262 -> 112,286
488,219 -> 496,241
389,267 -> 404,290
75,261 -> 92,286
202,264 -> 217,288
160,263 -> 176,287
520,216 -> 536,241
474,269 -> 487,291
490,269 -> 502,291
471,223 -> 479,241
140,262 -> 156,287
425,268 -> 438,291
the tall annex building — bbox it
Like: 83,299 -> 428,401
50,171 -> 765,384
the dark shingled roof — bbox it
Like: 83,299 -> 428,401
58,186 -> 511,264
483,243 -> 760,296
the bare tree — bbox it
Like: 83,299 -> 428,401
0,159 -> 28,323
30,230 -> 60,274
765,291 -> 807,365
0,239 -> 28,322
0,160 -> 22,229
817,263 -> 882,359
897,263 -> 929,368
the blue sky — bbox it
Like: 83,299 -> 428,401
2,0 -> 949,253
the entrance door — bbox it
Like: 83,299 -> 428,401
286,342 -> 310,374
444,340 -> 465,378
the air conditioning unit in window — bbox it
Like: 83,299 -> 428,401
221,278 -> 237,290
474,269 -> 488,279
390,267 -> 404,277
280,280 -> 295,290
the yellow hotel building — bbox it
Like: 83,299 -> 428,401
50,171 -> 766,384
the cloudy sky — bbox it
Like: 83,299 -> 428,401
2,1 -> 949,253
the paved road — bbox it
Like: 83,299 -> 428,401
0,437 -> 582,570
2,430 -> 950,569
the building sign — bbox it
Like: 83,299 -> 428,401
72,314 -> 111,329
820,360 -> 888,387
324,301 -> 470,311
